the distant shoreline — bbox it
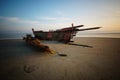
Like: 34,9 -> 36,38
0,32 -> 120,40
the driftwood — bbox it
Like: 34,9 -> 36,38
23,34 -> 56,54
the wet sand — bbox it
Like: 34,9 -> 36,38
0,37 -> 120,80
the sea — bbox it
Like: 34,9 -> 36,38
0,32 -> 120,40
0,32 -> 33,40
76,32 -> 120,38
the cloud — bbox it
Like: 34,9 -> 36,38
0,16 -> 40,24
0,16 -> 18,22
0,16 -> 75,31
41,17 -> 57,20
59,17 -> 70,20
56,10 -> 64,16
41,16 -> 71,21
116,10 -> 120,16
21,20 -> 40,24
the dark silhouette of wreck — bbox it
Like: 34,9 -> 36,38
32,23 -> 101,43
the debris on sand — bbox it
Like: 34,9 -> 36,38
23,34 -> 57,54
58,53 -> 67,56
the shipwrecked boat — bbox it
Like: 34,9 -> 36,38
23,23 -> 101,54
32,23 -> 101,43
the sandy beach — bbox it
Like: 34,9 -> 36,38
0,37 -> 120,80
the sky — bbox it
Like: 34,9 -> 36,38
0,0 -> 120,33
